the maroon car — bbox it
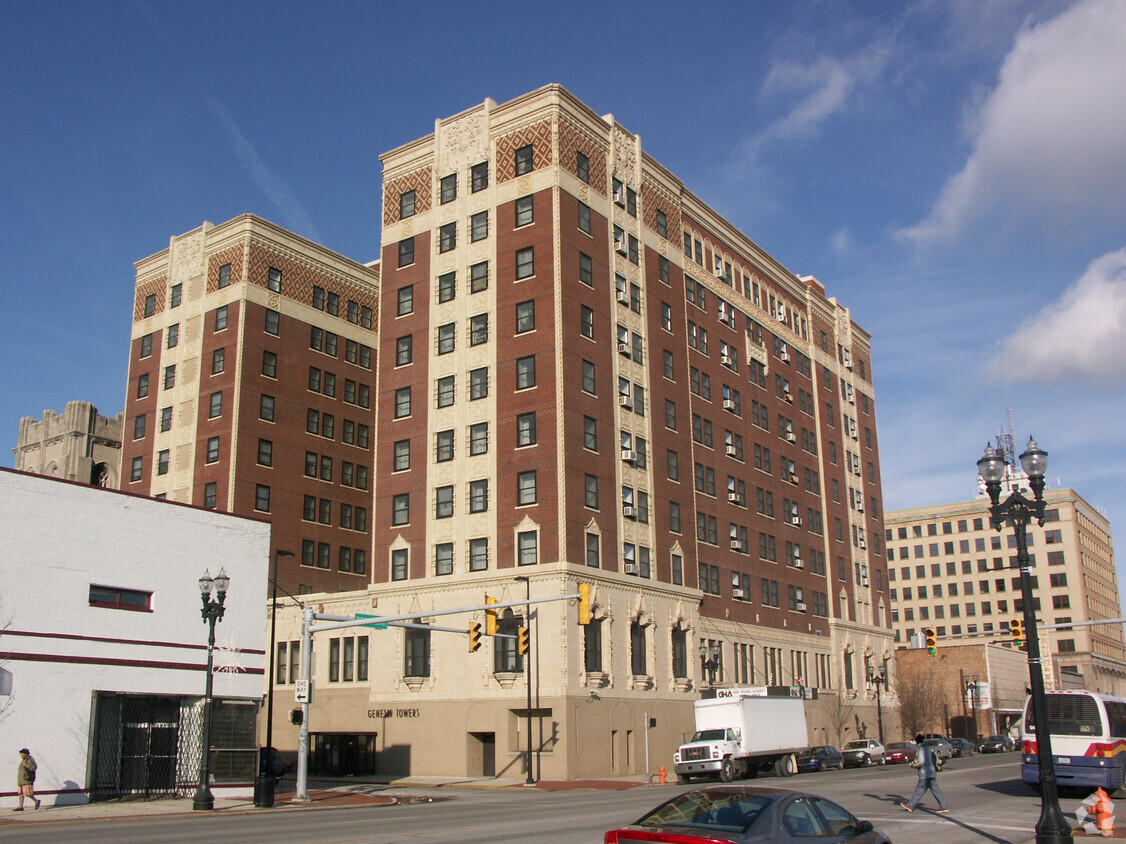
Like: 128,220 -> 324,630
883,741 -> 918,764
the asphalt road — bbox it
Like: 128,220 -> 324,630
1,752 -> 1093,843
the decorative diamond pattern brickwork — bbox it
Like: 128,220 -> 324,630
134,277 -> 167,322
383,166 -> 434,226
206,245 -> 245,294
246,239 -> 379,327
642,180 -> 681,239
559,117 -> 608,197
496,119 -> 553,184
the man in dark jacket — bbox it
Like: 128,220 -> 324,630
901,737 -> 949,813
15,749 -> 40,811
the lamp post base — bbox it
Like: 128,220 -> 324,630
192,785 -> 214,811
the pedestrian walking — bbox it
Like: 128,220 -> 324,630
900,737 -> 949,814
14,748 -> 40,811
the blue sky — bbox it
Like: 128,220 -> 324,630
2,1 -> 1124,565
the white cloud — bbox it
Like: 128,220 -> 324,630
987,247 -> 1126,388
898,0 -> 1126,247
205,97 -> 322,244
829,228 -> 853,256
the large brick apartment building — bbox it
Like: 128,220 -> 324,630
124,86 -> 894,779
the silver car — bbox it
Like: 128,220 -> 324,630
922,738 -> 955,761
841,738 -> 885,767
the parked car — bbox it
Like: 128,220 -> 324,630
841,738 -> 885,767
797,746 -> 843,773
884,741 -> 918,764
922,738 -> 955,761
604,785 -> 891,843
981,734 -> 1016,753
949,738 -> 975,758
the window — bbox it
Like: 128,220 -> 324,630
435,485 -> 454,519
206,436 -> 220,464
394,439 -> 411,471
397,285 -> 414,315
157,449 -> 169,475
516,300 -> 535,333
453,425 -> 484,461
471,161 -> 488,192
578,202 -> 591,234
579,252 -> 593,286
435,429 -> 454,462
259,395 -> 275,422
517,471 -> 537,506
399,190 -> 416,219
516,412 -> 536,446
255,484 -> 271,512
516,247 -> 534,279
631,622 -> 647,676
140,333 -> 153,358
517,530 -> 538,566
471,210 -> 489,241
470,479 -> 489,513
391,548 -> 408,580
130,456 -> 143,482
582,360 -> 596,394
160,406 -> 172,432
469,537 -> 489,571
469,367 -> 489,400
165,323 -> 180,349
209,347 -> 225,375
398,238 -> 415,267
396,335 -> 413,365
470,261 -> 489,293
90,584 -> 153,613
515,195 -> 534,227
438,271 -> 456,303
215,305 -> 228,331
437,375 -> 455,407
434,543 -> 453,576
163,365 -> 176,390
136,373 -> 149,399
143,293 -> 156,317
515,144 -> 534,175
392,494 -> 409,525
516,355 -> 536,389
203,482 -> 216,508
470,313 -> 489,346
257,439 -> 272,467
265,309 -> 279,335
208,391 -> 222,419
405,624 -> 431,677
584,474 -> 599,509
437,322 -> 455,354
170,284 -> 182,307
576,151 -> 590,183
583,416 -> 597,451
656,209 -> 668,238
580,305 -> 594,339
394,387 -> 411,418
440,173 -> 457,203
439,222 -> 457,253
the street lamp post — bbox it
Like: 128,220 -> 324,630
978,439 -> 1071,843
194,568 -> 230,811
867,657 -> 889,746
699,642 -> 721,687
514,576 -> 534,786
255,549 -> 294,809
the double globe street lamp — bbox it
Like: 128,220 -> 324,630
977,438 -> 1071,843
194,568 -> 230,811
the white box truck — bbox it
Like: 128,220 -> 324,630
673,687 -> 809,783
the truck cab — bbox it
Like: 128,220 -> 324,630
673,728 -> 743,782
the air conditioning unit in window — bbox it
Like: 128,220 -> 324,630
858,538 -> 867,550
861,575 -> 870,586
723,399 -> 736,411
624,561 -> 640,575
793,557 -> 804,570
714,265 -> 726,279
848,392 -> 856,405
788,473 -> 799,485
785,431 -> 797,443
728,491 -> 740,504
726,444 -> 738,457
622,505 -> 635,519
614,186 -> 627,207
618,394 -> 632,408
783,391 -> 794,403
776,306 -> 787,322
796,601 -> 807,613
721,354 -> 734,368
615,240 -> 628,256
857,501 -> 864,513
780,349 -> 791,363
616,289 -> 630,305
853,465 -> 863,477
618,342 -> 631,355
620,448 -> 636,463
732,587 -> 745,600
791,515 -> 802,527
730,539 -> 743,551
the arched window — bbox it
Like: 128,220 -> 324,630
630,621 -> 647,676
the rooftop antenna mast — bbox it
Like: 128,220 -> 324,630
994,407 -> 1017,469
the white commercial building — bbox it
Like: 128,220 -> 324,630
0,468 -> 269,806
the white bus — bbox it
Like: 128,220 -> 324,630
1020,690 -> 1126,791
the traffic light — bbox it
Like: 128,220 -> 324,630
578,582 -> 591,625
1010,618 -> 1025,649
924,627 -> 938,656
485,595 -> 497,636
289,708 -> 303,725
468,622 -> 482,652
518,626 -> 530,656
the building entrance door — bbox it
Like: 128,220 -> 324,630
468,732 -> 496,777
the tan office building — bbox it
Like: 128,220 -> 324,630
885,483 -> 1125,696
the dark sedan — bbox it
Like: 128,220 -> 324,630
604,785 -> 890,843
949,738 -> 975,758
981,734 -> 1016,753
884,741 -> 918,764
797,746 -> 844,773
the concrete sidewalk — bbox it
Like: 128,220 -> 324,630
0,774 -> 652,825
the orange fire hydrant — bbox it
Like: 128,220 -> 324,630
658,765 -> 667,784
1094,787 -> 1114,837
